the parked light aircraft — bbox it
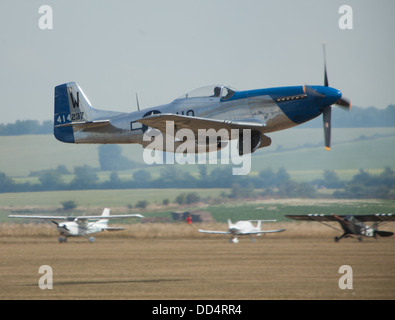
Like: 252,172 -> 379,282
9,208 -> 143,243
286,214 -> 395,242
54,45 -> 350,155
198,219 -> 285,243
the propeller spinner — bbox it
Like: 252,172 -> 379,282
52,221 -> 70,231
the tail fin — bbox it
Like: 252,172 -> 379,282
53,82 -> 95,143
98,208 -> 111,226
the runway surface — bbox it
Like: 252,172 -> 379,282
1,232 -> 394,300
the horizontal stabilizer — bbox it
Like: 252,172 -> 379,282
375,230 -> 394,237
198,230 -> 230,235
102,227 -> 125,231
54,119 -> 111,130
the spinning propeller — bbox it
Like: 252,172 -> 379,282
321,43 -> 351,150
52,221 -> 70,231
303,44 -> 351,150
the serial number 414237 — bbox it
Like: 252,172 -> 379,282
56,112 -> 84,124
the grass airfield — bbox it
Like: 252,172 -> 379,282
1,223 -> 394,300
1,127 -> 394,300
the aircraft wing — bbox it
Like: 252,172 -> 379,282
198,229 -> 286,234
286,214 -> 339,221
9,214 -> 144,221
198,229 -> 230,234
9,215 -> 69,220
286,214 -> 395,222
74,214 -> 144,221
137,113 -> 266,136
244,229 -> 286,234
352,214 -> 395,222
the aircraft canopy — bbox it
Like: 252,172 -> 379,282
177,85 -> 236,100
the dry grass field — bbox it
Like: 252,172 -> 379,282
0,222 -> 394,300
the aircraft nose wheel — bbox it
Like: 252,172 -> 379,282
229,237 -> 239,244
58,236 -> 67,243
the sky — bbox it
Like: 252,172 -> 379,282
0,0 -> 394,124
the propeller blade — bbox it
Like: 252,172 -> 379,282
52,221 -> 69,231
136,93 -> 140,111
323,43 -> 329,87
320,44 -> 350,149
323,106 -> 331,150
335,97 -> 351,110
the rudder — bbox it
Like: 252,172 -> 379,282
53,82 -> 94,143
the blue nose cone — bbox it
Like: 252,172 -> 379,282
318,86 -> 342,106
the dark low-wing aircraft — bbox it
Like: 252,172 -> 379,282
286,213 -> 395,242
53,45 -> 350,155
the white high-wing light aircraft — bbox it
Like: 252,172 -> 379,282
9,208 -> 143,243
53,45 -> 350,155
199,219 -> 285,243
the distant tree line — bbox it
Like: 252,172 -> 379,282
333,167 -> 395,199
1,166 -> 394,199
300,105 -> 395,128
0,120 -> 52,135
0,165 -> 312,196
1,105 -> 394,136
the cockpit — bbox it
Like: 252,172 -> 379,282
177,85 -> 236,101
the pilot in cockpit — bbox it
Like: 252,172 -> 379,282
213,86 -> 221,97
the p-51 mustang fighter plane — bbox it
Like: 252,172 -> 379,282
198,219 -> 285,243
9,208 -> 143,243
54,45 -> 350,155
286,214 -> 395,242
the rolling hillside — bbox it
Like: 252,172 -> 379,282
1,127 -> 394,181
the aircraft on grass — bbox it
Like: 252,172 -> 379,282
198,219 -> 285,243
286,214 -> 395,242
9,208 -> 143,243
54,44 -> 350,156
